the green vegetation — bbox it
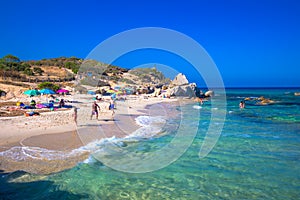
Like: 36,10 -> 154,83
2,54 -> 20,63
119,78 -> 135,84
130,67 -> 164,80
65,61 -> 79,74
129,67 -> 169,84
0,54 -> 81,81
37,82 -> 60,91
33,67 -> 44,75
104,65 -> 128,74
77,60 -> 129,86
0,54 -> 170,88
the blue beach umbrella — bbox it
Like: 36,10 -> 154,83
39,88 -> 56,102
39,88 -> 55,95
111,93 -> 116,99
87,90 -> 96,95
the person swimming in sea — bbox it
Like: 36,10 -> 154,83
239,100 -> 245,109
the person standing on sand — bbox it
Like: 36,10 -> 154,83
73,107 -> 77,124
91,101 -> 100,120
59,99 -> 65,108
109,97 -> 115,110
109,97 -> 115,117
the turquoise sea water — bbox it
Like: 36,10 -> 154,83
1,88 -> 300,199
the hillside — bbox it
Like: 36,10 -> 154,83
0,55 -> 171,98
76,59 -> 170,88
0,55 -> 81,83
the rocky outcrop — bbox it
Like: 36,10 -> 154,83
152,88 -> 161,97
244,96 -> 275,105
169,85 -> 196,98
164,73 -> 197,98
170,73 -> 189,86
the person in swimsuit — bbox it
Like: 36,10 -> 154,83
91,101 -> 100,120
239,100 -> 245,109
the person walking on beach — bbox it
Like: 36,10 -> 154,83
91,101 -> 100,120
109,97 -> 115,116
73,107 -> 77,124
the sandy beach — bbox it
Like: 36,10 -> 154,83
0,94 -> 179,174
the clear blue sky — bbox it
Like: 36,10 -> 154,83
1,0 -> 299,87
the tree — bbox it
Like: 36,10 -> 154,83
33,67 -> 44,75
3,54 -> 20,63
65,61 -> 80,74
38,82 -> 60,91
24,67 -> 34,76
21,63 -> 31,71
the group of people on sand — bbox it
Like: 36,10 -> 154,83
90,97 -> 115,120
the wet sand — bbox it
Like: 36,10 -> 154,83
21,130 -> 83,151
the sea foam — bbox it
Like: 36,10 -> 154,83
0,116 -> 167,162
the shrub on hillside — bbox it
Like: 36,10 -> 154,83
38,82 -> 60,91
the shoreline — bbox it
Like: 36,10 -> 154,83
0,95 -> 180,174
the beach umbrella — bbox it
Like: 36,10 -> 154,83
107,89 -> 116,93
24,89 -> 41,96
114,86 -> 121,91
39,88 -> 55,102
87,90 -> 96,95
111,93 -> 117,98
39,88 -> 55,95
115,91 -> 123,95
56,89 -> 69,93
124,88 -> 134,95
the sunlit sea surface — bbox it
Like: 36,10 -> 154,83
1,88 -> 300,199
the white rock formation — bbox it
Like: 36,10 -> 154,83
170,73 -> 189,86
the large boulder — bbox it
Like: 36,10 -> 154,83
170,73 -> 189,86
205,90 -> 214,97
169,85 -> 196,98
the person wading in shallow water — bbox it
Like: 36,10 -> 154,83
239,100 -> 245,109
91,101 -> 100,120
